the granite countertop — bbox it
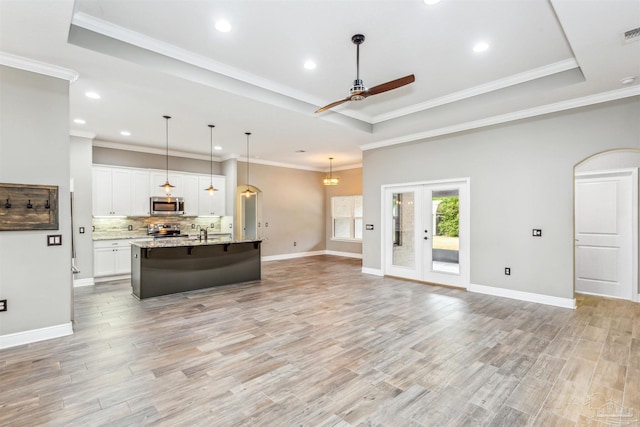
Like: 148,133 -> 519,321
132,237 -> 259,249
93,232 -> 232,241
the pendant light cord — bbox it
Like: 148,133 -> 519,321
245,132 -> 251,188
163,115 -> 171,181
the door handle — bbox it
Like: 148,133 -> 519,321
424,237 -> 429,240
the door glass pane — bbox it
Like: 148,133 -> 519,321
392,192 -> 415,268
432,189 -> 460,274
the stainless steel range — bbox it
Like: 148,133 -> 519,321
147,223 -> 181,238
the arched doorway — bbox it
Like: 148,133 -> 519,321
574,149 -> 639,302
236,185 -> 262,240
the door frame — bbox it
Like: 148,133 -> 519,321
381,177 -> 471,289
574,168 -> 638,302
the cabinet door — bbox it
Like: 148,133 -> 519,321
198,176 -> 217,215
211,176 -> 226,216
111,168 -> 132,215
94,247 -> 117,276
92,167 -> 113,216
130,170 -> 150,216
150,171 -> 184,197
115,246 -> 132,274
182,174 -> 200,215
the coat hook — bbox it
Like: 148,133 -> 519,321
45,200 -> 50,209
5,199 -> 11,209
27,200 -> 33,209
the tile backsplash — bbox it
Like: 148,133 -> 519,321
92,216 -> 231,239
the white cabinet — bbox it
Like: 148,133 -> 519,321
92,166 -> 132,216
182,174 -> 200,216
93,239 -> 137,277
198,175 -> 226,216
130,169 -> 150,216
150,171 -> 184,197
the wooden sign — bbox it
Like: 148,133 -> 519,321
0,183 -> 59,231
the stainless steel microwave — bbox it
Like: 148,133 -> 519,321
150,197 -> 185,215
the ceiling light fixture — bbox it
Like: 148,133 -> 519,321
323,157 -> 340,186
120,130 -> 131,136
473,42 -> 490,53
304,60 -> 317,70
243,132 -> 255,198
215,19 -> 231,33
159,115 -> 175,194
73,118 -> 86,124
621,76 -> 636,85
204,124 -> 219,195
214,145 -> 222,151
85,91 -> 101,99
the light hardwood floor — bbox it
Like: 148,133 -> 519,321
1,255 -> 639,426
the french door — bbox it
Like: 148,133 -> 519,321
383,179 -> 469,288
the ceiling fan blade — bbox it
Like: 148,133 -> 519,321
364,74 -> 415,97
315,97 -> 351,113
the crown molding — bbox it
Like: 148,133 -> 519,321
239,156 -> 324,172
372,58 -> 580,123
70,130 -> 97,139
93,140 -> 215,162
0,51 -> 79,83
361,86 -> 640,151
221,154 -> 240,161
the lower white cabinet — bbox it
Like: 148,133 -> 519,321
94,239 -> 150,277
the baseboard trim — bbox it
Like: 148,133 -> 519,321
0,323 -> 73,349
469,283 -> 576,309
325,250 -> 362,259
94,274 -> 130,283
361,267 -> 384,276
74,277 -> 95,287
263,250 -> 362,262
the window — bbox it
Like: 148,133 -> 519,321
332,195 -> 363,241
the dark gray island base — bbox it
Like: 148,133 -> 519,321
131,239 -> 261,299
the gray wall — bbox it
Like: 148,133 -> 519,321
93,145 -> 220,175
0,65 -> 71,335
363,98 -> 640,299
325,167 -> 363,255
70,136 -> 94,280
238,161 -> 325,256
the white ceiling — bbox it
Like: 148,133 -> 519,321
1,0 -> 639,170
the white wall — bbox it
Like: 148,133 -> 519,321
0,65 -> 72,342
362,98 -> 640,300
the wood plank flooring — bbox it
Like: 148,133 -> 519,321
1,255 -> 639,426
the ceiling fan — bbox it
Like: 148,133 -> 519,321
315,34 -> 415,114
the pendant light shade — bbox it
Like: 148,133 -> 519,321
204,124 -> 218,194
160,115 -> 175,194
243,132 -> 255,197
323,157 -> 340,186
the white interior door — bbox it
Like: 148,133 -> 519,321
575,170 -> 636,300
384,179 -> 469,288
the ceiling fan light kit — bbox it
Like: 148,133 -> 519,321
315,33 -> 415,113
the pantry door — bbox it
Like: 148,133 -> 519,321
384,179 -> 469,288
575,170 -> 637,300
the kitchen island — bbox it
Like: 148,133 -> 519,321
130,238 -> 261,299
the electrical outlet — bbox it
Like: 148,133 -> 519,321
128,225 -> 133,231
0,299 -> 6,312
294,242 -> 297,247
191,224 -> 195,229
79,227 -> 85,234
505,267 -> 511,275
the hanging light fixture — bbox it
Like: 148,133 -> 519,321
243,132 -> 255,197
159,115 -> 175,194
323,157 -> 340,186
204,124 -> 218,194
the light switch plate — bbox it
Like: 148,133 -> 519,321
47,234 -> 62,246
532,229 -> 542,237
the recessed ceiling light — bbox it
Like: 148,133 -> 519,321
304,60 -> 317,70
215,20 -> 231,33
424,0 -> 440,5
473,42 -> 490,53
85,91 -> 101,99
73,118 -> 86,124
120,131 -> 131,136
621,76 -> 636,85
214,145 -> 222,151
296,150 -> 306,153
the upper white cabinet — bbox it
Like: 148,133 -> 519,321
92,166 -> 132,216
198,175 -> 226,216
93,165 -> 225,217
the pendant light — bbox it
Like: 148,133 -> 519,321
204,124 -> 218,194
323,157 -> 340,186
159,115 -> 175,194
243,132 -> 255,197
